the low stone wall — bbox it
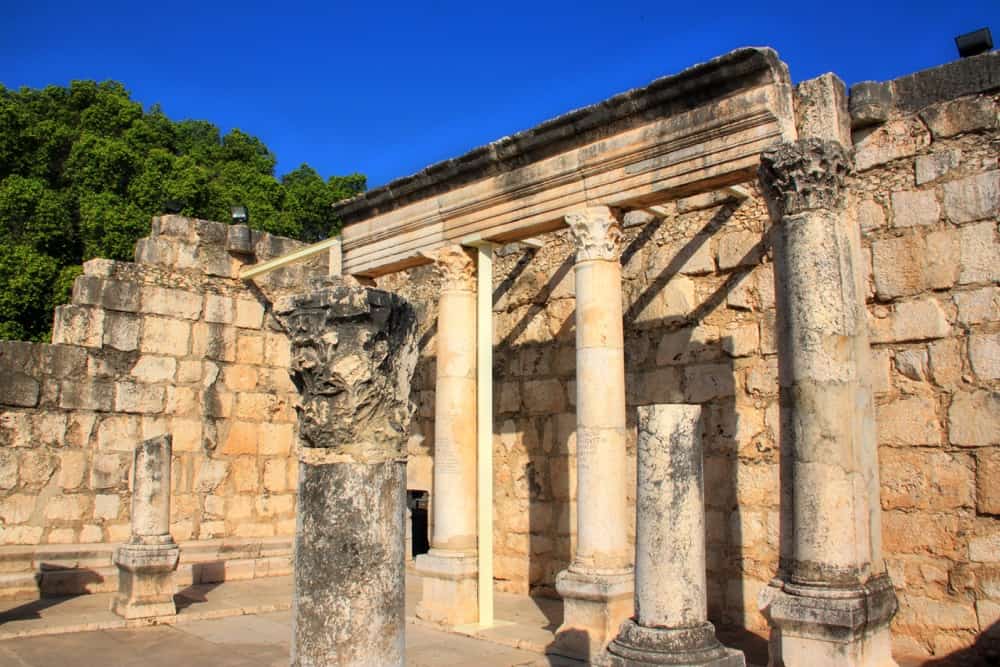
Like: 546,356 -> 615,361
0,215 -> 325,595
382,72 -> 999,658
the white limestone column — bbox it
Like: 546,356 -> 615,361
607,405 -> 744,666
415,244 -> 479,626
758,138 -> 897,667
552,206 -> 633,661
111,434 -> 179,620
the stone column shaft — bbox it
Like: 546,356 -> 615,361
111,434 -> 179,620
759,138 -> 897,667
552,206 -> 633,661
607,405 -> 743,667
416,244 -> 479,626
276,279 -> 418,667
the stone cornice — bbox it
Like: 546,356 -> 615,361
335,48 -> 796,277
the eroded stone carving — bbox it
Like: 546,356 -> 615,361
435,244 -> 477,291
274,278 -> 418,463
759,138 -> 852,216
275,278 -> 418,667
565,206 -> 623,262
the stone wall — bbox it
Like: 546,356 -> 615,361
380,64 -> 999,658
0,215 -> 325,596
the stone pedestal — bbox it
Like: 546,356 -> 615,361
111,434 -> 179,620
275,278 -> 418,667
552,206 -> 634,661
758,139 -> 897,667
606,405 -> 743,667
415,245 -> 479,626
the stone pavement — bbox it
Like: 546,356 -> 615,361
0,574 -> 582,666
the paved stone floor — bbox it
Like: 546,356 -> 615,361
0,610 -> 576,666
0,574 -> 581,666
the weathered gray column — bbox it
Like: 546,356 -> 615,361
606,405 -> 743,667
758,138 -> 897,667
553,206 -> 634,661
111,434 -> 179,620
415,245 -> 478,626
275,278 -> 418,667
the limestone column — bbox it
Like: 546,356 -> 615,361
415,245 -> 479,626
758,139 -> 897,667
111,434 -> 179,620
553,206 -> 634,660
275,278 -> 418,667
606,405 -> 744,667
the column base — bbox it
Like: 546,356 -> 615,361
414,549 -> 478,626
549,566 -> 634,661
759,574 -> 898,667
602,620 -> 746,666
111,542 -> 180,620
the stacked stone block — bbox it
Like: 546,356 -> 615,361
0,215 -> 326,595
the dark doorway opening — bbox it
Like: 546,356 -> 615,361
407,490 -> 430,559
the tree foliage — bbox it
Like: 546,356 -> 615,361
0,80 -> 364,341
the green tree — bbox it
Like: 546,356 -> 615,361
0,80 -> 364,341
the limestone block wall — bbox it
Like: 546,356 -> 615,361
0,215 -> 324,596
379,83 -> 998,657
853,89 -> 999,657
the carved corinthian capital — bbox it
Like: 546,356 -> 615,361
435,245 -> 477,291
565,206 -> 623,262
759,138 -> 853,217
273,279 -> 418,462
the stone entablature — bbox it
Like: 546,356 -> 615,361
0,215 -> 328,595
333,48 -> 796,276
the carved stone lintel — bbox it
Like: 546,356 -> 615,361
759,138 -> 853,217
435,245 -> 477,291
565,206 -> 623,262
273,279 -> 418,463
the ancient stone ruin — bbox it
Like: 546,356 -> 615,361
0,45 -> 998,666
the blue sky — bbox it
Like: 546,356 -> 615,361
2,1 -> 997,187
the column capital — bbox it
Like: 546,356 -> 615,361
759,138 -> 853,217
565,206 -> 623,262
434,244 -> 477,291
273,279 -> 417,462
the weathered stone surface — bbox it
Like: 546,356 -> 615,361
919,97 -> 998,139
977,449 -> 1000,515
915,149 -> 961,185
607,403 -> 745,667
958,220 -> 999,285
949,391 -> 1000,447
954,287 -> 999,325
274,280 -> 418,460
275,278 -> 417,667
879,449 -> 973,510
854,117 -> 930,172
856,199 -> 886,233
970,332 -> 1000,380
944,170 -> 1000,224
891,189 -> 940,228
877,394 -> 941,446
759,139 -> 851,215
869,298 -> 951,343
872,234 -> 958,300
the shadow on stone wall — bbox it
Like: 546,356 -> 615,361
921,620 -> 1000,667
